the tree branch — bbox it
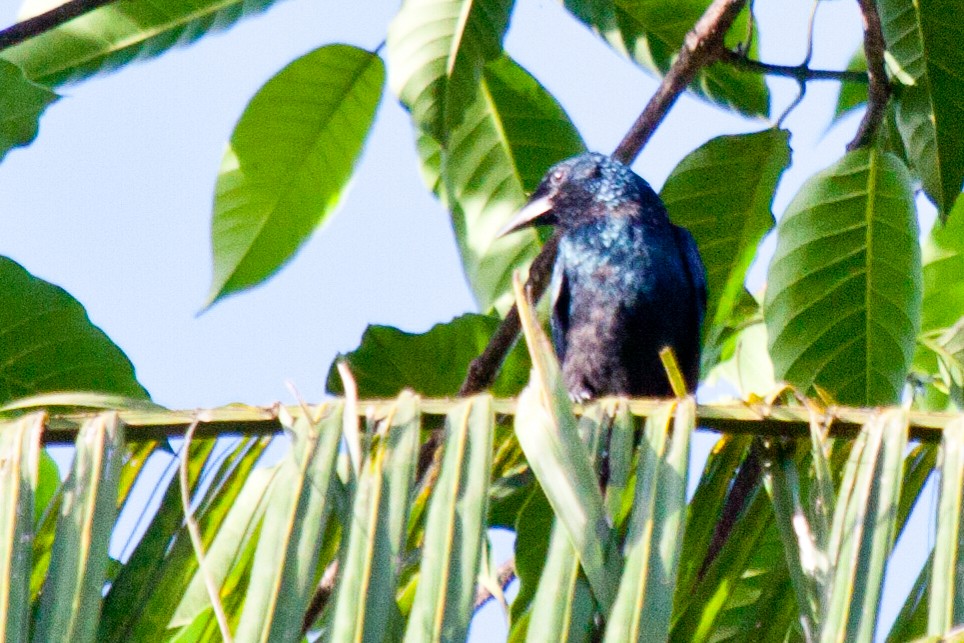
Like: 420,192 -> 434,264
0,0 -> 116,52
613,0 -> 749,163
718,48 -> 869,83
847,0 -> 890,150
458,0 -> 750,399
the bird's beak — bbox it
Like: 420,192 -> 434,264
497,194 -> 554,238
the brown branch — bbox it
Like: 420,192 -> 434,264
847,0 -> 890,150
459,232 -> 561,396
0,0 -> 116,52
613,0 -> 749,164
718,49 -> 869,84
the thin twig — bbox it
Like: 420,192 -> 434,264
719,49 -> 869,83
847,0 -> 890,150
179,419 -> 234,643
474,558 -> 518,610
613,0 -> 750,163
0,0 -> 116,52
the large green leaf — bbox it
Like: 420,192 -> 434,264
326,313 -> 531,397
387,0 -> 514,143
660,129 -> 790,371
878,0 -> 964,216
562,0 -> 768,116
0,60 -> 58,162
0,256 -> 147,404
3,0 -> 281,87
418,55 -> 585,312
764,148 -> 921,406
207,45 -> 384,305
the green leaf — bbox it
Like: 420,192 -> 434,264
513,276 -> 616,609
34,413 -> 124,643
762,442 -> 823,641
236,402 -> 345,642
929,416 -> 964,634
606,400 -> 693,642
764,148 -> 921,406
99,438 -> 218,642
403,395 -> 493,642
822,409 -> 908,642
122,437 -> 271,639
508,488 -> 552,639
3,0 -> 281,87
660,129 -> 790,372
878,0 -> 964,216
833,47 -> 868,121
417,55 -> 585,312
326,313 -> 531,398
207,45 -> 384,305
0,59 -> 58,161
387,0 -> 515,142
0,414 -> 43,643
922,199 -> 964,335
330,395 -> 420,641
562,0 -> 768,116
524,406 -> 608,642
0,256 -> 147,405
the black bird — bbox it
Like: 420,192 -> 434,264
500,152 -> 706,399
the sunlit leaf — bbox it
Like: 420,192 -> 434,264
878,0 -> 964,217
387,0 -> 514,142
417,55 -> 585,312
0,256 -> 147,404
4,0 -> 282,87
207,45 -> 384,305
765,148 -> 921,405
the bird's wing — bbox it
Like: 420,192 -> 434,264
673,225 -> 707,325
549,262 -> 570,362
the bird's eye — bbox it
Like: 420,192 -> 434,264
549,169 -> 566,185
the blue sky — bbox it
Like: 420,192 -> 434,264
0,0 -> 930,638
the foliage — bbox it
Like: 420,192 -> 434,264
2,0 -> 964,640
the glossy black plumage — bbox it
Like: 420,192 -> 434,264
501,153 -> 707,399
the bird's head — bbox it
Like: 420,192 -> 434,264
499,152 -> 660,237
